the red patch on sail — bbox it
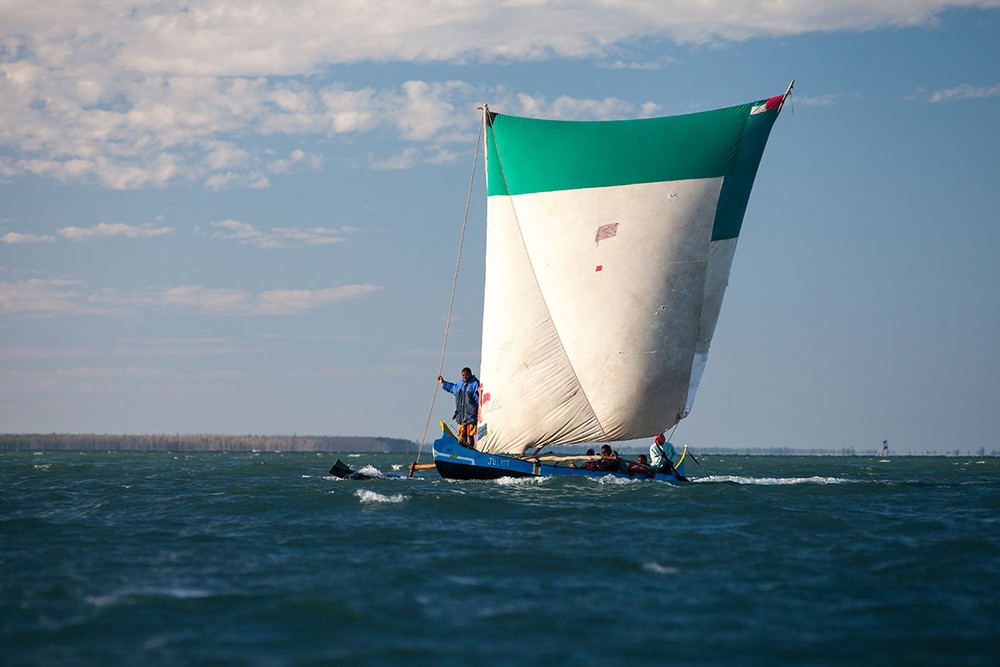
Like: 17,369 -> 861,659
595,265 -> 603,272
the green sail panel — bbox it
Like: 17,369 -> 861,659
711,104 -> 782,241
485,98 -> 783,242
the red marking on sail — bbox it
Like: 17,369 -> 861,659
765,94 -> 785,111
595,222 -> 619,243
477,388 -> 488,422
595,265 -> 603,272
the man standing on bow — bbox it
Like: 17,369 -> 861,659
438,367 -> 480,448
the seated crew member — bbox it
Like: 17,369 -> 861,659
649,433 -> 679,474
570,448 -> 597,469
627,453 -> 655,478
596,444 -> 620,472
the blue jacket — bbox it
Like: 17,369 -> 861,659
441,375 -> 480,425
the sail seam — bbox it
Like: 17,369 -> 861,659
487,120 -> 610,447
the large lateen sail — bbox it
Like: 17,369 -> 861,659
474,89 -> 790,456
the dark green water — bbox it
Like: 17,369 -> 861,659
2,451 -> 998,666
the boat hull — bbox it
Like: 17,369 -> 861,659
431,427 -> 687,482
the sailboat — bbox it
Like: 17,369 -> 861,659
431,84 -> 793,481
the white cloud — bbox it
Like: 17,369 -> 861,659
0,346 -> 93,360
55,366 -> 167,380
392,80 -> 470,141
0,277 -> 381,317
0,339 -> 255,359
203,219 -> 356,248
11,1 -> 990,77
119,342 -> 260,357
371,148 -> 419,171
928,82 -> 1000,102
597,58 -> 674,71
57,222 -> 174,240
798,94 -> 840,107
268,149 -> 324,174
514,93 -> 638,121
1,1 -> 996,188
255,286 -> 379,315
2,231 -> 56,244
150,284 -> 382,315
204,171 -> 270,190
0,278 -> 112,316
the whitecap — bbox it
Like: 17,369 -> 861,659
149,587 -> 213,599
86,587 -> 212,608
85,593 -> 123,608
696,475 -> 851,485
495,475 -> 546,486
355,489 -> 405,504
643,561 -> 680,576
594,474 -> 641,485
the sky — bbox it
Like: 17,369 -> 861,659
2,1 -> 999,454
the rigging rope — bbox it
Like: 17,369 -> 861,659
412,113 -> 484,467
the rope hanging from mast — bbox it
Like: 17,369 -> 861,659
410,108 -> 485,474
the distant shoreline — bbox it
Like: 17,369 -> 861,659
0,433 -> 419,453
1,434 -> 993,456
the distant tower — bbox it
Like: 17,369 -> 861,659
881,439 -> 890,457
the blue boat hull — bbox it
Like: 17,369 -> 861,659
431,427 -> 687,482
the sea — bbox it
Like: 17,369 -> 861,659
2,450 -> 997,667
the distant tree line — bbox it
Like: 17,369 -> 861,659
0,433 -> 419,453
690,446 -> 998,457
2,435 -> 993,457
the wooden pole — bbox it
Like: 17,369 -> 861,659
409,461 -> 437,475
524,454 -> 600,464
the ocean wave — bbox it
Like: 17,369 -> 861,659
696,475 -> 853,485
594,474 -> 642,485
355,489 -> 406,504
494,475 -> 547,486
643,561 -> 680,576
86,587 -> 214,608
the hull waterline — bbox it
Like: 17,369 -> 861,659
431,427 -> 687,482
